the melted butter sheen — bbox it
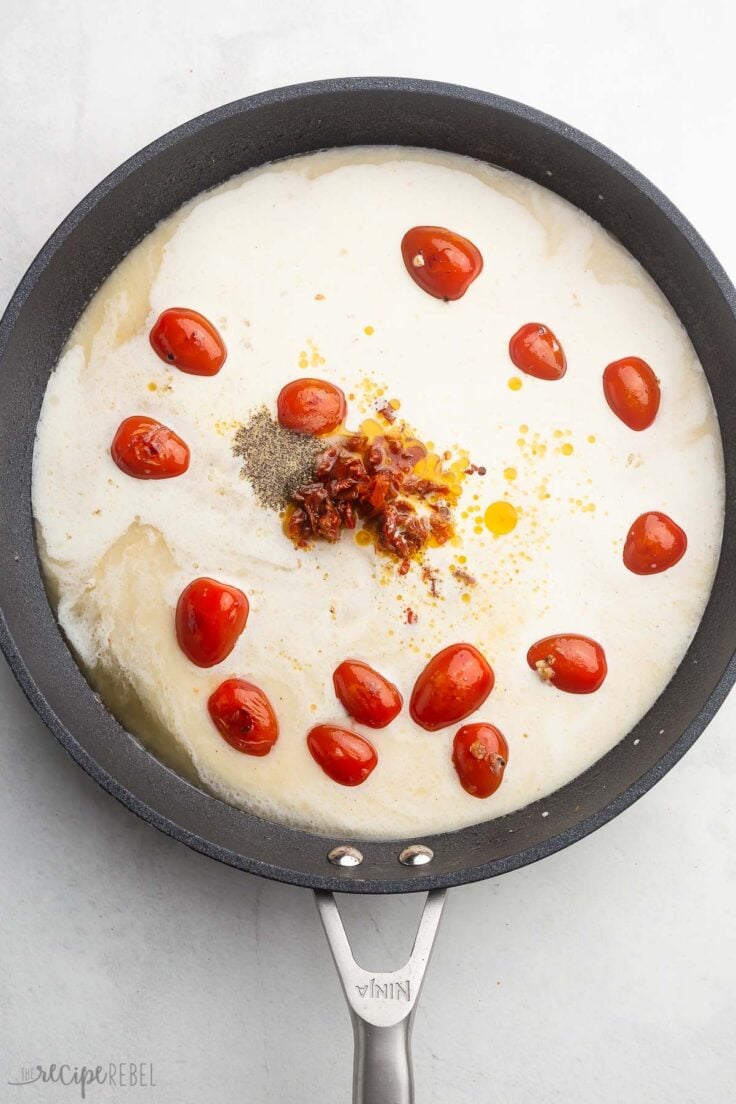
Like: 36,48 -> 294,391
31,147 -> 724,839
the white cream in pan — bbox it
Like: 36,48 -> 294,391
32,147 -> 724,839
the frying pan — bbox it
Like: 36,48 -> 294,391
1,78 -> 735,1103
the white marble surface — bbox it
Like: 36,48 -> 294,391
1,2 -> 735,1101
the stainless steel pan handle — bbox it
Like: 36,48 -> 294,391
315,889 -> 446,1104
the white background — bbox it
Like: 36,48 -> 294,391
1,2 -> 735,1101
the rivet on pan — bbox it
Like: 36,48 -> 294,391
328,845 -> 363,868
399,844 -> 433,867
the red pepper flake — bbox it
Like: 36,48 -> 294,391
406,607 -> 418,624
377,401 -> 397,424
464,463 -> 487,476
421,564 -> 441,598
398,559 -> 410,576
451,564 -> 477,587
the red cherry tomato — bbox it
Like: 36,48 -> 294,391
175,577 -> 249,668
623,512 -> 687,575
602,357 -> 660,430
149,308 -> 227,376
207,678 -> 278,756
527,634 -> 607,694
508,323 -> 567,381
276,378 -> 347,435
111,415 -> 190,479
401,226 -> 483,301
333,660 -> 402,729
452,723 -> 509,799
410,644 -> 494,731
307,724 -> 378,786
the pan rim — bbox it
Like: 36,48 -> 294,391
2,76 -> 735,893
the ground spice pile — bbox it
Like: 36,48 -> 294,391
233,405 -> 324,511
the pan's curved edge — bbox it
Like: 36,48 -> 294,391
2,76 -> 736,893
4,596 -> 735,895
4,77 -> 736,355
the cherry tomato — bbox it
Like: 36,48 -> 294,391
527,634 -> 607,694
602,357 -> 660,430
149,308 -> 227,376
508,323 -> 567,381
333,660 -> 402,729
452,723 -> 509,798
111,415 -> 190,479
410,644 -> 494,731
175,577 -> 249,668
401,226 -> 483,301
623,512 -> 687,575
307,724 -> 378,786
207,678 -> 278,756
277,378 -> 347,435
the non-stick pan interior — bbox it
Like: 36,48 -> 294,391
1,78 -> 735,892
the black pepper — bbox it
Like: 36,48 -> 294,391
233,405 -> 324,512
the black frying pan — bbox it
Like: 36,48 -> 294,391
1,79 -> 735,1102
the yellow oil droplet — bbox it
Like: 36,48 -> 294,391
561,443 -> 574,456
458,555 -> 467,564
519,424 -> 529,434
355,529 -> 372,546
587,434 -> 596,444
389,398 -> 401,410
484,501 -> 518,536
503,467 -> 517,481
364,325 -> 375,335
553,429 -> 563,439
461,592 -> 472,604
508,376 -> 523,391
310,703 -> 317,712
147,381 -> 157,391
517,438 -> 526,448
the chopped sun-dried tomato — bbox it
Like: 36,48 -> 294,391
287,429 -> 457,561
